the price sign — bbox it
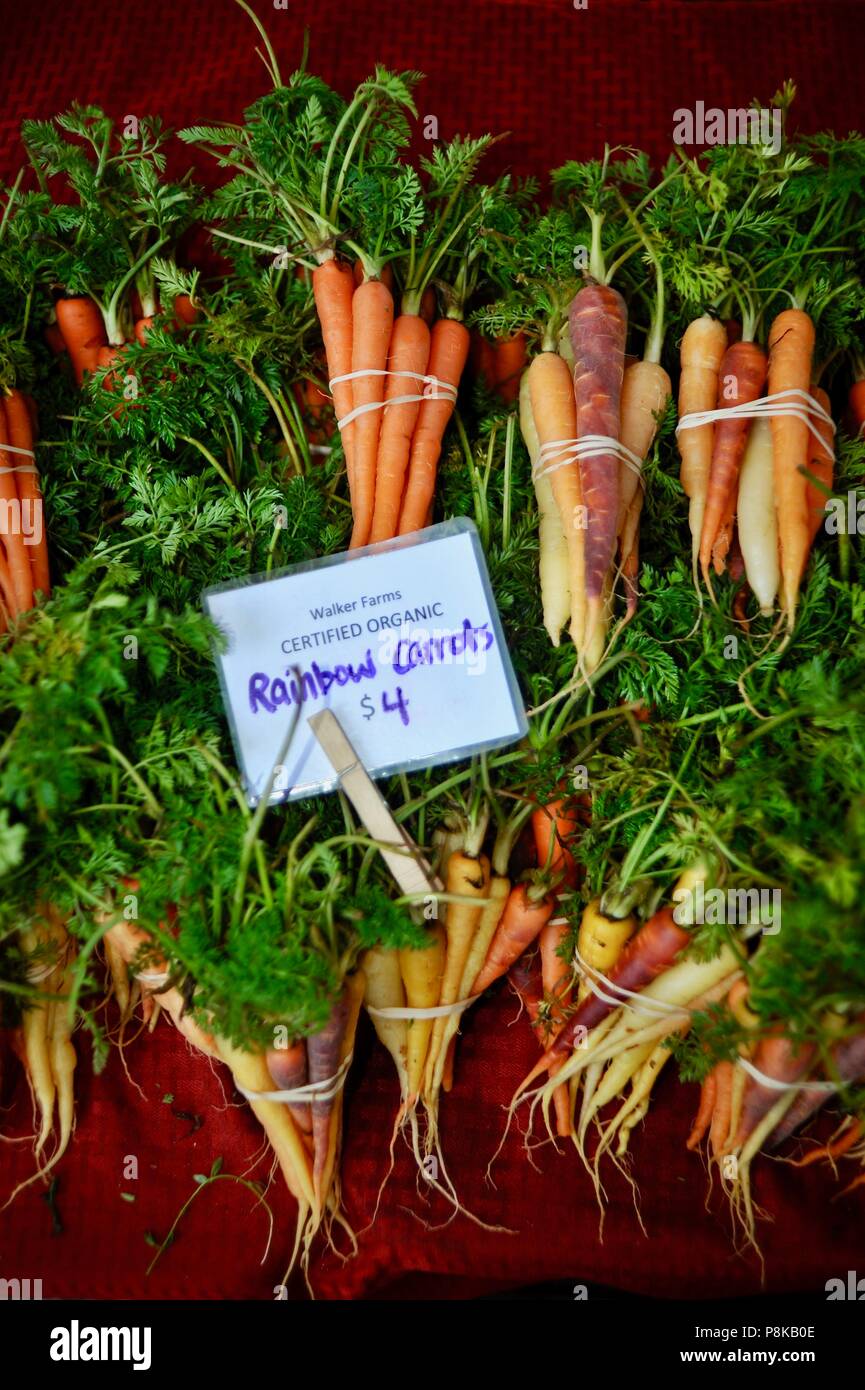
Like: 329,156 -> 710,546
203,518 -> 527,804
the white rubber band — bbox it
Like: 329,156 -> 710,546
135,970 -> 171,987
677,389 -> 836,458
0,464 -> 38,476
0,443 -> 36,460
737,1055 -> 837,1094
573,944 -> 693,1019
27,961 -> 56,983
237,1051 -> 354,1106
534,435 -> 645,485
367,997 -> 477,1021
328,369 -> 458,432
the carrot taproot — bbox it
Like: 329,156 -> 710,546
708,1059 -> 735,1156
0,400 -> 34,614
734,1031 -> 817,1149
55,296 -> 107,385
435,867 -> 511,1090
317,969 -> 364,1215
677,315 -> 728,575
767,308 -> 816,628
419,286 -> 437,326
527,351 -> 587,651
424,850 -> 489,1094
216,1035 -> 314,1210
133,317 -> 154,347
792,1118 -> 862,1167
4,390 -> 50,600
806,386 -> 834,546
353,260 -> 394,291
617,359 -> 671,534
569,281 -> 628,644
576,897 -> 636,1003
736,415 -> 778,615
540,918 -> 573,1137
687,1069 -> 718,1150
173,293 -> 198,327
266,1039 -> 312,1136
471,884 -> 555,996
549,906 -> 691,1060
312,259 -> 356,496
532,795 -> 580,889
398,317 -> 469,536
698,339 -> 767,580
363,944 -> 409,1098
307,984 -> 354,1204
620,488 -> 642,619
399,924 -> 446,1100
520,369 -> 570,645
369,313 -> 431,543
848,378 -> 865,436
348,278 -> 394,548
492,331 -> 527,403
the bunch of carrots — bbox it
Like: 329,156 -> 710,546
678,302 -> 832,629
520,240 -> 670,671
0,387 -> 50,627
51,291 -> 198,390
101,899 -> 364,1277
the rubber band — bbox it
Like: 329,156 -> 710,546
27,961 -> 56,983
677,388 -> 836,458
737,1055 -> 837,1094
534,435 -> 645,485
367,997 -> 477,1021
236,1052 -> 354,1106
135,969 -> 171,987
0,465 -> 38,477
328,368 -> 458,433
572,944 -> 694,1019
0,442 -> 36,460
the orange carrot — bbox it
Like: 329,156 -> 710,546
699,339 -> 767,580
686,1069 -> 718,1150
0,400 -> 34,614
528,351 -> 587,651
848,378 -> 865,436
677,315 -> 728,574
540,918 -> 572,1137
397,317 -> 469,536
471,884 -> 555,996
709,1059 -> 734,1156
806,386 -> 834,546
492,331 -> 527,404
767,308 -> 816,628
173,294 -> 199,327
349,278 -> 394,549
312,259 -> 356,496
369,313 -> 431,543
55,297 -> 107,386
792,1118 -> 862,1167
419,286 -> 437,326
532,796 -> 580,889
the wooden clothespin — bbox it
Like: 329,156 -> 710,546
308,710 -> 442,910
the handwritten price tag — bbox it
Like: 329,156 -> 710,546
203,519 -> 527,804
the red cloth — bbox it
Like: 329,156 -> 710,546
2,0 -> 864,1299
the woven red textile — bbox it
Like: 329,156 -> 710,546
2,0 -> 864,1300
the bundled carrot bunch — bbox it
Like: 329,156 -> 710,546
678,306 -> 834,630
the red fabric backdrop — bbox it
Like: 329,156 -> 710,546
1,0 -> 864,1299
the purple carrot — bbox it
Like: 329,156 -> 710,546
307,987 -> 351,1200
767,1024 -> 865,1150
569,280 -> 628,617
265,1039 -> 312,1135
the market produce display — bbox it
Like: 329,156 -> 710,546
1,7 -> 865,1296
